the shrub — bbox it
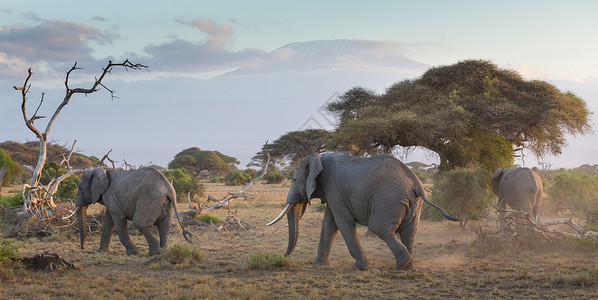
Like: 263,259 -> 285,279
314,203 -> 327,212
163,168 -> 205,201
0,149 -> 24,190
210,176 -> 224,183
0,192 -> 23,207
56,174 -> 81,200
161,244 -> 202,265
247,252 -> 289,269
224,170 -> 253,186
196,214 -> 221,224
265,171 -> 284,184
428,166 -> 490,229
0,239 -> 21,264
548,170 -> 598,224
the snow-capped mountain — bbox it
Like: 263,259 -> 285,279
224,39 -> 428,76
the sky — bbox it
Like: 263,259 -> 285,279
1,0 -> 597,169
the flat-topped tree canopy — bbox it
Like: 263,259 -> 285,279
327,59 -> 592,172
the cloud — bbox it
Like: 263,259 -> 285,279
92,16 -> 108,22
0,20 -> 113,61
140,18 -> 273,72
0,52 -> 31,79
22,12 -> 45,22
0,20 -> 115,80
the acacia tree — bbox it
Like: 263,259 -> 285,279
327,60 -> 592,172
250,129 -> 333,169
14,60 -> 147,217
168,147 -> 239,179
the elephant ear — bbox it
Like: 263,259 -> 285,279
90,168 -> 109,203
491,168 -> 503,196
305,152 -> 323,199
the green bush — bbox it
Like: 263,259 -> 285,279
210,176 -> 224,183
428,166 -> 490,229
224,170 -> 253,186
0,149 -> 24,189
247,252 -> 289,269
0,239 -> 21,264
161,243 -> 202,265
0,192 -> 23,207
548,170 -> 598,224
56,174 -> 81,200
265,171 -> 284,184
163,168 -> 205,201
314,203 -> 327,212
196,214 -> 221,224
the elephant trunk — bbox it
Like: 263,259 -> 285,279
284,203 -> 304,257
77,205 -> 88,249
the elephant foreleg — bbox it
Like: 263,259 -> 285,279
97,211 -> 115,253
334,215 -> 368,270
113,216 -> 138,255
314,206 -> 338,266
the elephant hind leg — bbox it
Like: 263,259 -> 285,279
369,205 -> 412,270
157,218 -> 170,249
134,219 -> 160,256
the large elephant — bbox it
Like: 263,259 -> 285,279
267,152 -> 458,270
491,167 -> 544,223
74,167 -> 191,256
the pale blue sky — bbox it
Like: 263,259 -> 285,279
1,1 -> 597,168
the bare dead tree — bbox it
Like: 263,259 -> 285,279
13,60 -> 147,218
185,153 -> 271,231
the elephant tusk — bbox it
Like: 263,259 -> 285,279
62,206 -> 80,220
266,203 -> 292,226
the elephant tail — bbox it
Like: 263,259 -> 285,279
417,188 -> 459,221
168,191 -> 193,243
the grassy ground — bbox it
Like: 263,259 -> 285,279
1,182 -> 597,299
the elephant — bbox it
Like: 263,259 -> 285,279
267,152 -> 458,270
491,167 -> 544,223
74,167 -> 191,256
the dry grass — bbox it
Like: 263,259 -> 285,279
1,182 -> 597,299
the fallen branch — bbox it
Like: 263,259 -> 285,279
490,202 -> 598,240
186,152 -> 271,231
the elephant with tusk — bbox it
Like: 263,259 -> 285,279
75,167 -> 191,256
267,152 -> 458,270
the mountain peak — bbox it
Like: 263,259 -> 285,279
224,39 -> 428,76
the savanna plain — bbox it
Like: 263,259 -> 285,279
1,182 -> 597,299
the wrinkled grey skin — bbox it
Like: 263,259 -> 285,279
76,167 -> 189,256
275,152 -> 457,270
491,167 -> 544,223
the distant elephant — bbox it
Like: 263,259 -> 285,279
491,167 -> 544,223
267,152 -> 458,270
75,167 -> 191,256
